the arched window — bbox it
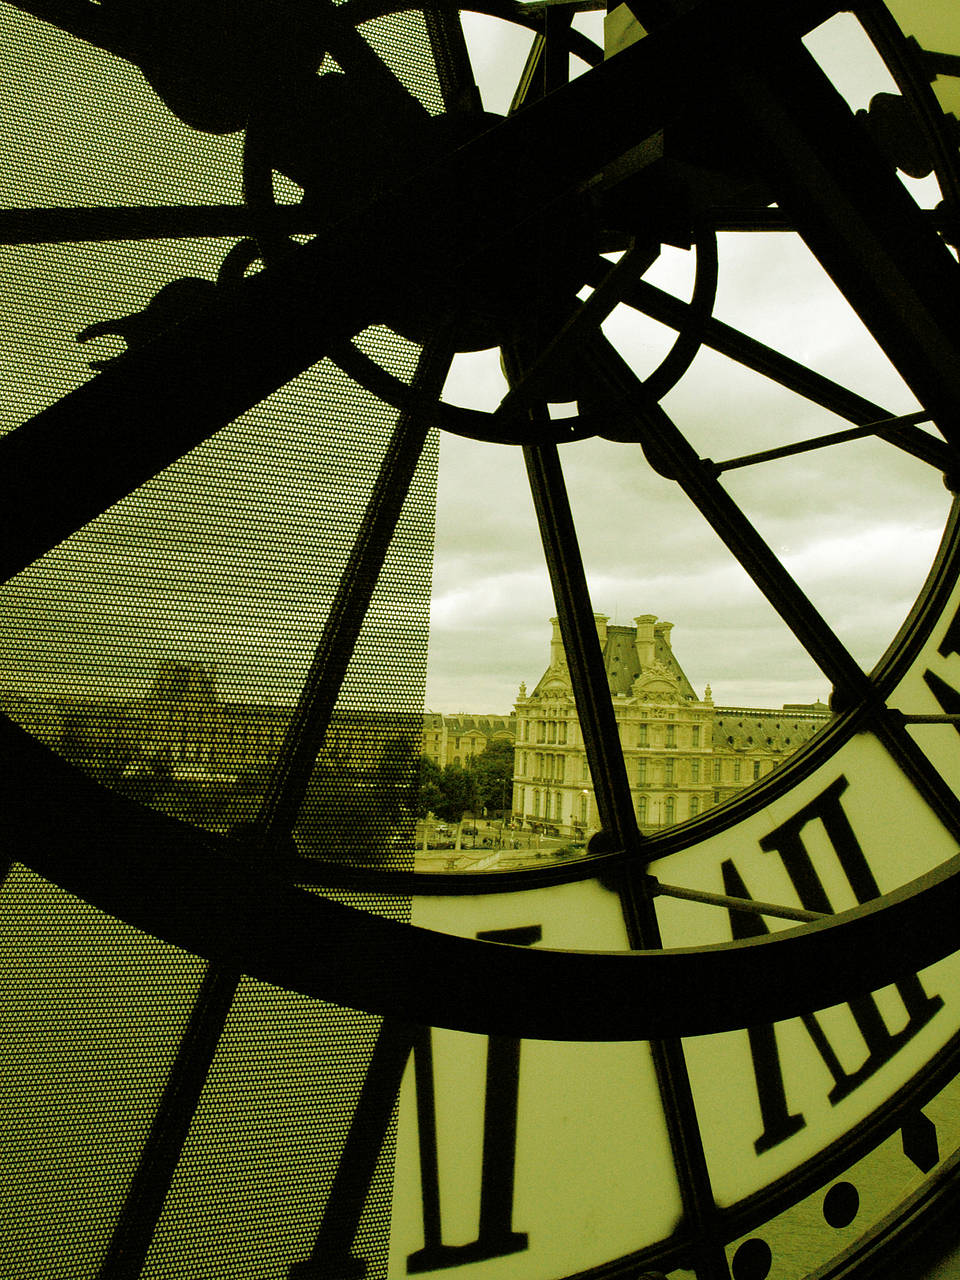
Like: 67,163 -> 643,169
689,795 -> 700,818
637,795 -> 648,823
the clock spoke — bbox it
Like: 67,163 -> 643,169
423,2 -> 484,115
95,332 -> 452,1275
254,333 -> 453,846
0,205 -> 323,246
522,431 -> 731,1280
709,411 -> 946,476
522,434 -> 641,852
720,4 -> 960,445
651,877 -> 827,923
586,335 -> 871,700
599,266 -> 957,474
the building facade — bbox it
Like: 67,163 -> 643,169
512,614 -> 830,837
421,712 -> 515,769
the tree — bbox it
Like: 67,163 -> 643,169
434,763 -> 477,823
295,761 -> 393,863
468,738 -> 515,815
374,736 -> 418,826
416,754 -> 444,819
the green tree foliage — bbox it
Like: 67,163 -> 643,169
295,735 -> 419,863
416,754 -> 444,819
433,763 -> 477,823
468,737 -> 515,814
295,762 -> 394,861
416,739 -> 516,822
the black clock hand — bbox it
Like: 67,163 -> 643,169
5,0 -> 427,132
0,7 -> 699,581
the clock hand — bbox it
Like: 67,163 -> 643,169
5,0 -> 428,133
0,205 -> 313,246
6,0 -> 957,575
0,7 -> 700,580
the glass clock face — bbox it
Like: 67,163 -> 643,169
3,1 -> 960,1279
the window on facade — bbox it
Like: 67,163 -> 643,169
537,722 -> 545,743
638,724 -> 648,746
637,795 -> 647,823
691,725 -> 700,748
734,760 -> 742,782
754,760 -> 762,780
556,756 -> 564,782
665,724 -> 676,748
714,789 -> 721,803
637,759 -> 646,784
544,791 -> 551,819
664,796 -> 675,824
713,760 -> 721,782
548,721 -> 556,743
533,790 -> 540,816
582,757 -> 590,782
689,795 -> 699,817
664,760 -> 674,784
580,793 -> 588,822
558,721 -> 567,744
690,759 -> 700,782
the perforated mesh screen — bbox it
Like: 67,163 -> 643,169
1,4 -> 442,1276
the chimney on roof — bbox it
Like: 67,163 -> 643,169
594,613 -> 609,647
654,620 -> 674,654
549,617 -> 564,669
635,615 -> 656,668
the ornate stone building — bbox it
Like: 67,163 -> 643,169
421,712 -> 515,769
512,615 -> 830,837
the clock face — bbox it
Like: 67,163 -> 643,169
4,1 -> 960,1279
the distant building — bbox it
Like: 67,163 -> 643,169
512,615 -> 830,837
421,713 -> 515,769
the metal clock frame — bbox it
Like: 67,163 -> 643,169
5,0 -> 960,1277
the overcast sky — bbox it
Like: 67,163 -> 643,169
1,3 -> 957,718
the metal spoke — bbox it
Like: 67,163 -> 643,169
651,878 -> 827,922
587,334 -> 871,701
95,332 -> 450,1279
255,333 -> 453,844
713,5 -> 960,447
6,0 -> 429,124
710,410 -> 936,474
523,434 -> 730,1280
688,207 -> 956,234
592,266 -> 957,474
0,205 -> 320,246
424,2 -> 483,115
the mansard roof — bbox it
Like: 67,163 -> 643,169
531,616 -> 699,702
712,705 -> 830,752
